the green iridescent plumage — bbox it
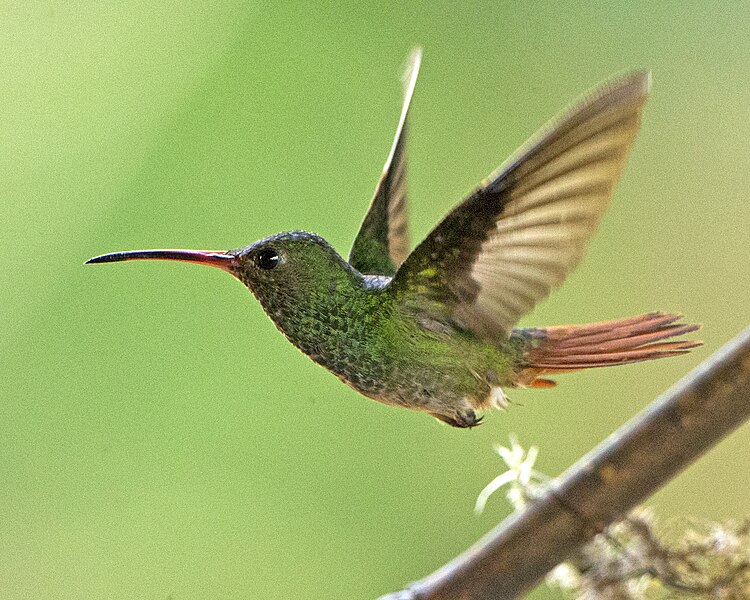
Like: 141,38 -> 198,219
87,50 -> 701,428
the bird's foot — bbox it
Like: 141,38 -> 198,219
433,409 -> 483,429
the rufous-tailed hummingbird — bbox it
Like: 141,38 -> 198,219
88,50 -> 700,428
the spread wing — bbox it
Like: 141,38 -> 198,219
349,48 -> 421,276
390,71 -> 651,342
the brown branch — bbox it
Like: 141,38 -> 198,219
379,326 -> 750,600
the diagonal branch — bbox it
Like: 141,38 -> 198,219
380,326 -> 750,600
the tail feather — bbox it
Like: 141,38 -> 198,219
519,312 -> 702,385
539,312 -> 677,340
550,319 -> 697,350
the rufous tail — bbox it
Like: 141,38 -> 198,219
518,312 -> 702,388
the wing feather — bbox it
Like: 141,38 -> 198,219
349,49 -> 421,275
390,71 -> 650,342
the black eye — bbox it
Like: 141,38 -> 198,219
255,248 -> 281,270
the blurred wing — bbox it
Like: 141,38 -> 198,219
349,48 -> 421,276
390,71 -> 651,342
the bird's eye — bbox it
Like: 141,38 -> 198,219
255,248 -> 281,270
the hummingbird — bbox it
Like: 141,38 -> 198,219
87,50 -> 700,428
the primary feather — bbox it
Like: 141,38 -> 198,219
348,48 -> 421,276
391,71 -> 651,343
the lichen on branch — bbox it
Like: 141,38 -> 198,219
478,437 -> 750,600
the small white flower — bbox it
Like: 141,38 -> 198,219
474,435 -> 548,514
474,470 -> 517,515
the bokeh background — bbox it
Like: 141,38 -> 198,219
2,2 -> 749,599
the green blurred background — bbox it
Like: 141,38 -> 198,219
2,2 -> 749,598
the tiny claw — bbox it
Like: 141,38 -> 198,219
433,409 -> 483,428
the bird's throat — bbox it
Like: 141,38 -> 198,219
247,274 -> 389,385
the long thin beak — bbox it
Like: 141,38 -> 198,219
85,249 -> 236,272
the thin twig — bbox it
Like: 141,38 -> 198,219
379,327 -> 750,600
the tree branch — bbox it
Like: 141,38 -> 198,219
380,326 -> 750,600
